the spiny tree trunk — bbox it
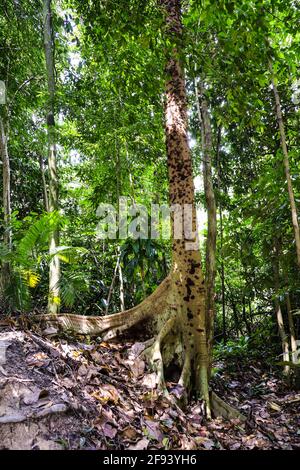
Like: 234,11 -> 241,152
43,0 -> 60,314
160,0 -> 209,405
39,0 -> 211,413
0,115 -> 11,296
269,62 -> 300,267
195,79 -> 217,359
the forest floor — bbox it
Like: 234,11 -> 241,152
0,326 -> 299,450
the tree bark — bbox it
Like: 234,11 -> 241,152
0,118 -> 11,254
118,249 -> 125,311
242,296 -> 252,335
43,0 -> 60,313
195,79 -> 217,357
39,155 -> 49,212
105,251 -> 122,314
231,301 -> 242,337
160,0 -> 209,406
115,140 -> 125,311
286,292 -> 298,364
215,126 -> 226,343
0,115 -> 11,296
273,240 -> 290,375
269,62 -> 300,267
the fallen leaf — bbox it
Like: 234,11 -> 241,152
267,401 -> 281,412
103,423 -> 118,439
121,426 -> 139,441
144,419 -> 164,442
128,438 -> 149,450
129,358 -> 145,377
91,384 -> 120,404
26,352 -> 50,368
141,373 -> 158,389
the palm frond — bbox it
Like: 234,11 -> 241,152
59,271 -> 89,307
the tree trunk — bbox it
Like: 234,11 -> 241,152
118,249 -> 125,311
286,292 -> 300,389
231,301 -> 242,337
159,0 -> 209,406
39,0 -> 211,413
43,0 -> 60,314
270,62 -> 300,267
115,142 -> 125,312
219,205 -> 228,343
286,292 -> 298,364
242,296 -> 252,335
105,251 -> 122,314
215,126 -> 226,343
195,79 -> 217,359
273,240 -> 290,376
39,155 -> 49,212
0,115 -> 11,295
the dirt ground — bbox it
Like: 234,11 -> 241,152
0,327 -> 299,450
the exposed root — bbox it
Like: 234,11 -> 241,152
210,391 -> 246,422
178,349 -> 191,389
39,276 -> 171,336
3,273 -> 212,413
143,314 -> 177,392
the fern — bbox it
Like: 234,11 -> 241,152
0,212 -> 87,310
59,271 -> 89,307
51,245 -> 88,264
16,211 -> 62,267
5,271 -> 31,311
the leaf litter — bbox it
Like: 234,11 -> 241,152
0,328 -> 299,450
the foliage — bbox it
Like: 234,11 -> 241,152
0,0 -> 299,367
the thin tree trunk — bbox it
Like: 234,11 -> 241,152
195,79 -> 217,358
118,248 -> 125,312
115,139 -> 125,312
0,115 -> 11,294
39,155 -> 49,212
106,252 -> 121,314
43,0 -> 60,313
220,209 -> 226,342
275,301 -> 290,375
273,240 -> 290,375
220,262 -> 226,342
162,253 -> 168,277
231,301 -> 242,337
215,126 -> 226,343
248,299 -> 253,324
270,62 -> 300,267
286,292 -> 298,364
242,296 -> 252,335
125,143 -> 136,202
